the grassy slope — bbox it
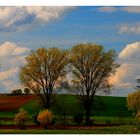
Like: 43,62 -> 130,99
0,94 -> 135,127
0,94 -> 133,118
22,94 -> 133,117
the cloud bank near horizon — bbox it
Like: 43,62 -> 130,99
110,42 -> 140,96
0,42 -> 30,92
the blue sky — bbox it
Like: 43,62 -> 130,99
0,6 -> 139,51
1,6 -> 140,51
0,6 -> 140,96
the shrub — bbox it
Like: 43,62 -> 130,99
73,114 -> 83,125
105,119 -> 111,125
37,109 -> 52,128
24,88 -> 30,94
14,108 -> 28,129
132,127 -> 138,133
135,110 -> 140,125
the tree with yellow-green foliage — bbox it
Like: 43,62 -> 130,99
69,43 -> 119,125
127,91 -> 140,124
20,47 -> 68,109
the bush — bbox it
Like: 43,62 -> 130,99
37,109 -> 52,128
14,108 -> 28,129
24,88 -> 30,94
135,111 -> 140,125
73,114 -> 83,125
105,119 -> 111,125
132,127 -> 138,133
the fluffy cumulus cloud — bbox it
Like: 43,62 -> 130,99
110,42 -> 140,96
0,6 -> 74,32
0,42 -> 30,92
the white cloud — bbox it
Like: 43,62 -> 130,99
121,7 -> 140,13
118,7 -> 140,34
0,42 -> 30,57
0,6 -> 74,32
0,68 -> 19,81
119,42 -> 140,59
97,7 -> 118,13
119,23 -> 140,34
98,6 -> 140,13
97,7 -> 140,34
0,42 -> 30,92
110,42 -> 140,96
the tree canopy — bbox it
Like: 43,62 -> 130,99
20,47 -> 68,109
69,43 -> 119,124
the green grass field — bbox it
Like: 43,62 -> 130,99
21,94 -> 133,117
0,94 -> 137,134
0,94 -> 133,119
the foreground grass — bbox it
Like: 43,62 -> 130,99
0,125 -> 139,134
0,116 -> 135,126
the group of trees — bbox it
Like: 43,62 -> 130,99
11,88 -> 30,95
20,43 -> 119,125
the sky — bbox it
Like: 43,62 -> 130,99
0,6 -> 140,96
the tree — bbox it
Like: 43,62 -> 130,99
20,47 -> 68,109
11,89 -> 22,95
24,87 -> 30,94
69,43 -> 119,125
127,91 -> 140,124
127,91 -> 140,114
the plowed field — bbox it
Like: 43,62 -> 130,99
0,95 -> 36,111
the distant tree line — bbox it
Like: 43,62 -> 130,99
11,88 -> 30,95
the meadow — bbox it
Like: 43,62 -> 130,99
0,94 -> 133,116
0,94 -> 136,134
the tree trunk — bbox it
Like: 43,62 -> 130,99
45,99 -> 50,109
85,106 -> 90,125
85,90 -> 91,125
44,94 -> 51,109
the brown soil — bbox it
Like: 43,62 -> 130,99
0,95 -> 37,111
